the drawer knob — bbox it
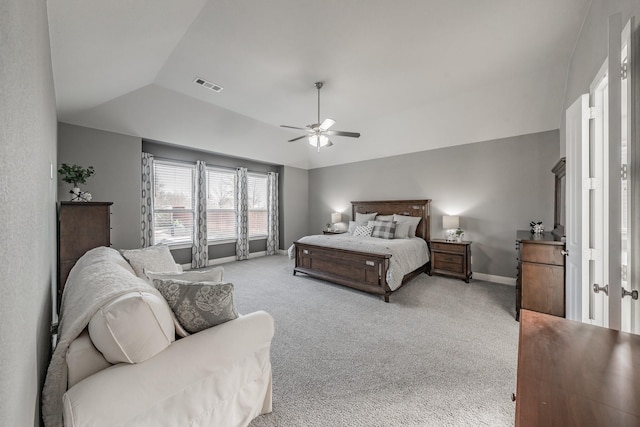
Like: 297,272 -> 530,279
561,249 -> 569,256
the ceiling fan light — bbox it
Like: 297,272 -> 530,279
309,134 -> 330,147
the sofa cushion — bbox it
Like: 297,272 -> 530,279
153,280 -> 239,334
120,245 -> 179,280
88,291 -> 175,364
66,328 -> 112,388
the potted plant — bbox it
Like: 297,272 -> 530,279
58,163 -> 95,202
455,227 -> 464,242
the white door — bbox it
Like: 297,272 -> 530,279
565,94 -> 590,323
619,19 -> 639,333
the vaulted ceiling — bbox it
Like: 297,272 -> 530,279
48,0 -> 591,169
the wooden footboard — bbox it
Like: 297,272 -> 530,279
294,242 -> 392,298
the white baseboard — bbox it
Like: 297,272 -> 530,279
473,272 -> 516,286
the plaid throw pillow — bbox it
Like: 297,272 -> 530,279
372,221 -> 397,239
353,225 -> 374,237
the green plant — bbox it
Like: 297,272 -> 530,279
455,227 -> 464,236
58,163 -> 95,186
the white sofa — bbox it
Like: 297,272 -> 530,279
43,246 -> 274,427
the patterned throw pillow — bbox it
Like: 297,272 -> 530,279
372,221 -> 397,239
153,279 -> 239,334
353,225 -> 374,237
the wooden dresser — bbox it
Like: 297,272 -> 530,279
58,202 -> 112,304
429,239 -> 472,283
515,310 -> 640,426
515,231 -> 565,320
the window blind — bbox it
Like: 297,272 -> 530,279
247,173 -> 268,237
153,161 -> 195,245
207,168 -> 236,240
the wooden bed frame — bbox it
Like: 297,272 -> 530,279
293,199 -> 431,302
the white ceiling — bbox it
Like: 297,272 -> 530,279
48,0 -> 591,169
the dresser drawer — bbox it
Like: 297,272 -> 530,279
431,242 -> 466,253
521,243 -> 564,266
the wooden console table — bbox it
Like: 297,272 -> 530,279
515,310 -> 640,426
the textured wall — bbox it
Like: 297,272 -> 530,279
57,123 -> 142,249
0,0 -> 58,425
308,130 -> 559,279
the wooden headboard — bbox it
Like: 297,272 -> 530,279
351,199 -> 431,242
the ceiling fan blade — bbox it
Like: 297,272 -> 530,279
325,130 -> 361,138
288,135 -> 308,142
319,118 -> 335,131
281,125 -> 309,131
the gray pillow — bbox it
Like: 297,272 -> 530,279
153,279 -> 238,334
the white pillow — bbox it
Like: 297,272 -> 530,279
393,222 -> 411,239
347,220 -> 365,234
393,214 -> 422,238
88,291 -> 175,364
145,266 -> 224,284
66,328 -> 112,388
375,214 -> 394,222
120,245 -> 180,279
353,225 -> 374,237
355,212 -> 377,223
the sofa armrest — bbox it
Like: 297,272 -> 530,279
63,311 -> 274,427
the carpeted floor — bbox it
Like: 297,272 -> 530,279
222,255 -> 519,427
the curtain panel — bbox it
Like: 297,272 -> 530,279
141,153 -> 154,248
266,172 -> 279,255
235,167 -> 249,260
192,160 -> 208,268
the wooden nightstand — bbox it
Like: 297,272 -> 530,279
428,239 -> 472,283
322,230 -> 345,235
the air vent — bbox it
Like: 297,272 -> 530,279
193,77 -> 223,93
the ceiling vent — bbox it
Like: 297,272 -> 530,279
193,77 -> 223,93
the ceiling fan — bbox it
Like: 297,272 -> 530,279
281,82 -> 360,151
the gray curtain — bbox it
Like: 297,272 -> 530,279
266,172 -> 279,255
140,152 -> 154,248
235,167 -> 249,260
192,161 -> 208,268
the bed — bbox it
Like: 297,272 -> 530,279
293,199 -> 431,302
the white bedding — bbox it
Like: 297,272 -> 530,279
294,234 -> 429,291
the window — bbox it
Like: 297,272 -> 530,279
206,168 -> 236,241
153,161 -> 195,245
247,173 -> 267,237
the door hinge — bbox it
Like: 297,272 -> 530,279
621,58 -> 628,80
622,264 -> 628,281
584,107 -> 600,120
583,177 -> 601,190
621,164 -> 628,180
583,248 -> 599,261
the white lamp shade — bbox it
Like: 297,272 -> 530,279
331,212 -> 342,223
443,215 -> 459,229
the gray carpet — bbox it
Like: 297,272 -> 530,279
222,255 -> 519,427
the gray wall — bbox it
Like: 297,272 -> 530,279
281,166 -> 310,248
58,123 -> 142,249
309,130 -> 559,279
0,0 -> 57,425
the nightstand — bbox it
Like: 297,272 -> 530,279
323,230 -> 345,235
428,239 -> 472,283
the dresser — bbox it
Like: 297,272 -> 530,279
429,239 -> 472,283
515,310 -> 640,426
58,202 -> 112,303
515,230 -> 565,320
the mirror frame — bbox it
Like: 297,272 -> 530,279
552,157 -> 566,238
